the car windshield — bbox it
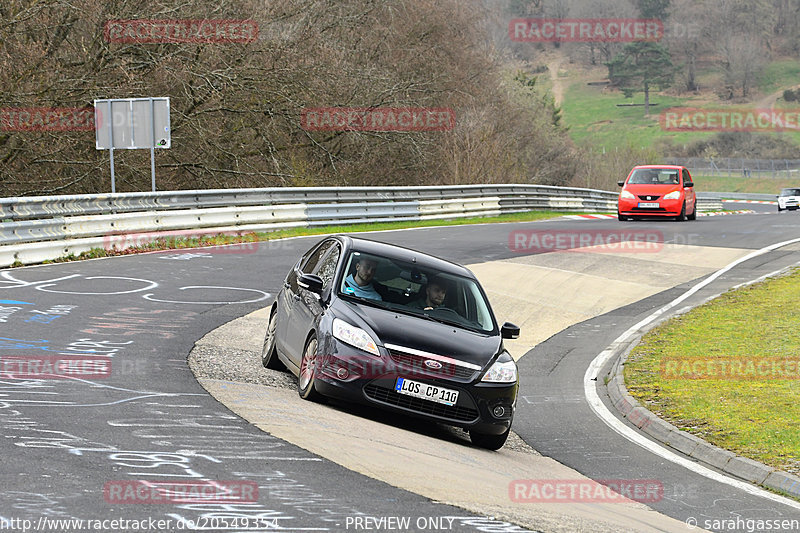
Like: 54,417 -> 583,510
780,188 -> 800,196
628,168 -> 680,185
338,250 -> 496,334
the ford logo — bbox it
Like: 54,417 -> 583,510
424,360 -> 443,370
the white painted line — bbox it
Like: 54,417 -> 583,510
697,210 -> 756,217
722,199 -> 777,205
561,214 -> 616,220
584,236 -> 800,510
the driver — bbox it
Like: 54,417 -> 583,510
409,275 -> 448,311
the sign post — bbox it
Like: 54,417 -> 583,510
94,97 -> 170,192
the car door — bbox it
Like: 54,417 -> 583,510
284,240 -> 340,361
275,244 -> 314,360
682,168 -> 696,207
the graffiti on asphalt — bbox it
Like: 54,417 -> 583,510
0,272 -> 269,305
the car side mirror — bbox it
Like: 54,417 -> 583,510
501,322 -> 520,339
297,273 -> 324,294
684,181 -> 694,188
617,180 -> 625,187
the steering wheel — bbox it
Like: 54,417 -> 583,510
430,306 -> 461,319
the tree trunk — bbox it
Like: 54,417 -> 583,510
686,52 -> 697,92
644,81 -> 650,117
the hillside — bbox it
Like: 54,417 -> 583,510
558,58 -> 800,156
4,0 -> 800,196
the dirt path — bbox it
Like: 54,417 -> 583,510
755,85 -> 800,109
547,58 -> 565,106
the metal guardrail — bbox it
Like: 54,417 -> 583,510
698,191 -> 777,202
666,157 -> 800,179
0,185 -> 615,221
0,185 -> 722,267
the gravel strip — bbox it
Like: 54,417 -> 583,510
188,337 -> 538,456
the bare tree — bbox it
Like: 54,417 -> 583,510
719,33 -> 765,99
0,0 -> 579,195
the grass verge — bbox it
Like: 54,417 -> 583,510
624,268 -> 800,476
692,175 -> 800,195
37,210 -> 569,265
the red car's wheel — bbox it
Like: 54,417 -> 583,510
675,202 -> 686,222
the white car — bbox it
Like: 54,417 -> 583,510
777,188 -> 800,212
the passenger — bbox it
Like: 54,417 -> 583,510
343,256 -> 383,300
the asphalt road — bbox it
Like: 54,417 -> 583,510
0,242 -> 531,533
2,202 -> 800,532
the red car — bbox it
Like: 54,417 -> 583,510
617,165 -> 697,221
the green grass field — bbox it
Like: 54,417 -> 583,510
560,59 -> 800,151
624,270 -> 800,477
758,60 -> 800,95
561,82 -> 707,149
692,175 -> 800,194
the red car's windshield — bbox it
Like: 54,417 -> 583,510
628,168 -> 680,185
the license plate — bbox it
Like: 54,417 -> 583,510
395,378 -> 459,406
638,202 -> 659,208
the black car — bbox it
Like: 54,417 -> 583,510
262,235 -> 521,450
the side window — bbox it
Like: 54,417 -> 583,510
682,169 -> 691,184
313,245 -> 341,289
301,241 -> 335,274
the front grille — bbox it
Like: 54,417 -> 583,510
631,207 -> 667,212
638,195 -> 661,201
364,384 -> 479,422
388,350 -> 477,382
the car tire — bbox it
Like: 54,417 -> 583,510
298,335 -> 323,401
261,308 -> 285,370
469,427 -> 510,450
617,212 -> 626,221
778,206 -> 784,212
687,201 -> 697,220
675,202 -> 686,222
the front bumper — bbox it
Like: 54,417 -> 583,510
313,338 -> 517,434
618,197 -> 684,217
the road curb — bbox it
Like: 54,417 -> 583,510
605,306 -> 800,501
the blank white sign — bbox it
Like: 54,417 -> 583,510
94,97 -> 170,150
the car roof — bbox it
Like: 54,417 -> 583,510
631,165 -> 684,170
335,235 -> 475,278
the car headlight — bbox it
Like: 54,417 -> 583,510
663,191 -> 681,200
620,190 -> 635,200
481,354 -> 518,383
332,318 -> 379,356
